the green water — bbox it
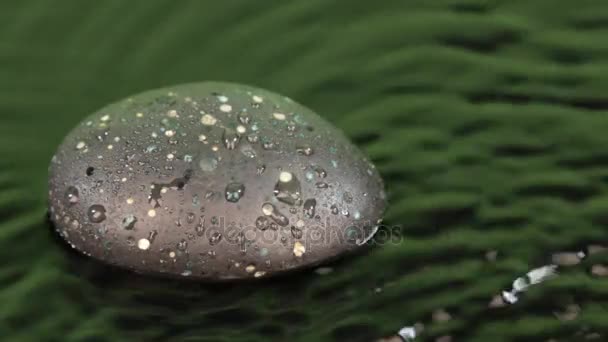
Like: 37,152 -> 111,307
1,1 -> 608,341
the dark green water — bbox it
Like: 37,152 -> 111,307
2,1 -> 608,341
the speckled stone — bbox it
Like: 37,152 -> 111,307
47,82 -> 386,280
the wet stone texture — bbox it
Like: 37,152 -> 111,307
47,82 -> 386,280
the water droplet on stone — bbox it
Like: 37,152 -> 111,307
65,186 -> 79,205
225,182 -> 245,202
122,215 -> 137,230
238,111 -> 250,124
303,198 -> 316,218
195,216 -> 206,236
209,231 -> 222,245
186,212 -> 195,224
261,202 -> 289,226
88,205 -> 106,223
177,239 -> 188,251
222,128 -> 240,150
291,226 -> 303,239
330,204 -> 339,215
256,164 -> 266,175
316,182 -> 328,189
296,145 -> 314,156
274,172 -> 301,205
138,238 -> 150,250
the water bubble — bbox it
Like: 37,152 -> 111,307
256,164 -> 266,175
209,231 -> 222,245
225,183 -> 245,202
311,165 -> 326,178
330,204 -> 339,215
88,205 -> 106,223
195,216 -> 206,236
274,172 -> 301,205
261,202 -> 289,226
262,138 -> 275,150
247,134 -> 259,143
177,239 -> 188,251
199,157 -> 218,172
122,215 -> 137,230
303,199 -> 316,218
186,212 -> 196,224
316,182 -> 329,189
291,226 -> 303,239
296,145 -> 314,156
65,187 -> 79,205
222,128 -> 240,150
238,111 -> 250,124
255,216 -> 271,231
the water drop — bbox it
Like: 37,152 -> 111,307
274,172 -> 301,205
261,202 -> 289,226
186,212 -> 196,224
303,199 -> 316,218
296,145 -> 314,156
209,231 -> 222,245
138,238 -> 150,250
238,111 -> 250,124
177,239 -> 188,251
330,204 -> 339,215
256,164 -> 266,175
122,215 -> 137,230
225,183 -> 245,202
222,128 -> 240,150
291,226 -> 303,239
247,134 -> 259,143
65,186 -> 79,205
88,205 -> 106,223
255,216 -> 272,231
240,144 -> 257,158
195,216 -> 206,236
316,182 -> 329,189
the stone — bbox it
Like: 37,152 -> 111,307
47,82 -> 386,280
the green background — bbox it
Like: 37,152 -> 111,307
1,0 -> 608,341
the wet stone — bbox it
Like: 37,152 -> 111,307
48,82 -> 386,281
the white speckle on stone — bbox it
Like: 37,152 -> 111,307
138,238 -> 150,250
114,137 -> 121,142
198,134 -> 207,142
167,110 -> 178,118
262,203 -> 274,216
252,95 -> 263,103
151,132 -> 158,138
217,95 -> 228,103
76,141 -> 86,150
169,251 -> 176,258
121,177 -> 127,182
148,209 -> 156,217
273,112 -> 286,120
279,171 -> 293,183
245,265 -> 256,273
126,198 -> 134,204
293,241 -> 305,257
201,114 -> 217,126
167,153 -> 175,160
107,145 -> 113,150
236,125 -> 246,134
219,104 -> 232,113
165,130 -> 175,137
136,112 -> 144,118
211,145 -> 219,152
100,114 -> 111,122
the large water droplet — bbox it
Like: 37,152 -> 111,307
238,111 -> 250,124
225,183 -> 245,202
88,205 -> 106,223
222,127 -> 240,150
274,172 -> 301,205
65,186 -> 79,205
303,199 -> 316,218
186,212 -> 196,224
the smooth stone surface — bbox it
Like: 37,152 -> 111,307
48,82 -> 386,280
